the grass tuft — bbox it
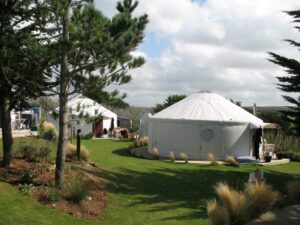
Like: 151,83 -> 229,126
287,181 -> 300,203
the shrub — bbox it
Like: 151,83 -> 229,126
208,153 -> 218,166
225,156 -> 240,167
35,146 -> 52,161
66,143 -> 89,161
245,181 -> 280,216
16,143 -> 38,161
214,182 -> 247,225
287,181 -> 300,203
152,147 -> 159,159
180,153 -> 188,163
291,152 -> 300,162
42,122 -> 57,141
64,171 -> 90,203
81,132 -> 93,139
207,199 -> 229,225
20,171 -> 36,184
169,151 -> 175,162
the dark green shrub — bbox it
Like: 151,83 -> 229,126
64,171 -> 90,203
36,146 -> 52,161
291,152 -> 300,162
16,143 -> 38,161
20,171 -> 36,184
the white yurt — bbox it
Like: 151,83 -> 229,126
148,91 -> 264,160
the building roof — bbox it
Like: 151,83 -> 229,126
152,91 -> 263,128
59,97 -> 117,119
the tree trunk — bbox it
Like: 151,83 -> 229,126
55,1 -> 71,188
0,98 -> 13,168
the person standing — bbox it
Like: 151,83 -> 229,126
253,127 -> 262,159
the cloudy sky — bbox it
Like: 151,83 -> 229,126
95,0 -> 300,107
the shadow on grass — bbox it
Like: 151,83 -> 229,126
83,148 -> 299,222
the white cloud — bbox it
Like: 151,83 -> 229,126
95,0 -> 300,107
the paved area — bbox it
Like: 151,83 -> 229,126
0,129 -> 37,138
247,204 -> 300,225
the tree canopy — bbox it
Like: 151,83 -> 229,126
44,0 -> 148,186
0,0 -> 53,167
154,94 -> 186,113
269,9 -> 300,136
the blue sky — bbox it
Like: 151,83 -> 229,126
97,0 -> 300,107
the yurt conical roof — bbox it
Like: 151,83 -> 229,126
152,91 -> 263,128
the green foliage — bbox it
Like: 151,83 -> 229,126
269,10 -> 300,136
154,94 -> 186,113
264,131 -> 300,153
80,132 -> 93,140
20,171 -> 36,185
16,141 -> 52,162
16,143 -> 38,162
64,171 -> 90,203
36,146 -> 52,162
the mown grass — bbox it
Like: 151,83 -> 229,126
0,138 -> 299,225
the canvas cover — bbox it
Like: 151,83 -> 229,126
153,91 -> 263,128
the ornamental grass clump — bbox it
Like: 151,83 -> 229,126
180,152 -> 188,163
66,143 -> 90,161
207,199 -> 229,225
214,182 -> 247,225
64,171 -> 90,203
169,151 -> 175,162
42,122 -> 57,141
152,147 -> 159,159
225,155 -> 240,167
208,153 -> 218,166
245,181 -> 280,217
287,181 -> 300,203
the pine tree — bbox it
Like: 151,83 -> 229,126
154,94 -> 186,113
45,0 -> 148,187
269,10 -> 300,136
0,0 -> 53,167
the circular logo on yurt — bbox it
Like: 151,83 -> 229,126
201,128 -> 214,141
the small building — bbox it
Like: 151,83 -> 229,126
117,116 -> 132,130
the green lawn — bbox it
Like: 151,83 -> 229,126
0,138 -> 300,225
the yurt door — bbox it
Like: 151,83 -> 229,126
199,125 -> 222,158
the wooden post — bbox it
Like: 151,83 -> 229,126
76,129 -> 81,160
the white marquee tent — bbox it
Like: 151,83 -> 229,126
48,97 -> 117,137
148,91 -> 264,160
